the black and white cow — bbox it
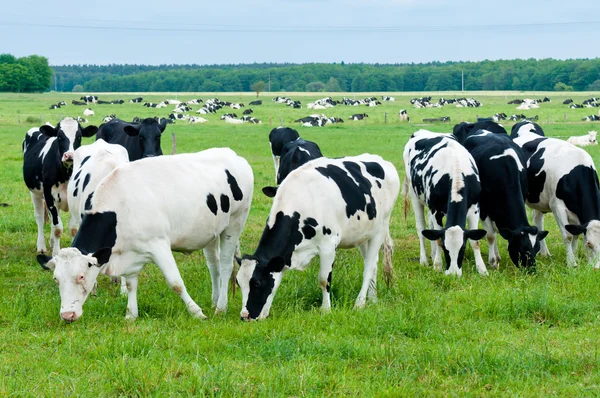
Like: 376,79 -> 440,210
130,97 -> 143,103
350,113 -> 368,121
511,122 -> 600,268
262,139 -> 323,192
398,109 -> 409,122
242,108 -> 253,115
81,95 -> 98,104
236,154 -> 399,320
249,100 -> 262,106
38,148 -> 254,322
22,118 -> 98,255
458,129 -> 548,269
96,118 -> 167,161
403,130 -> 487,276
452,120 -> 507,143
268,127 -> 300,181
72,100 -> 87,106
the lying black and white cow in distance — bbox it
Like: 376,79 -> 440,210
268,127 -> 300,181
38,148 -> 254,322
511,122 -> 600,268
81,95 -> 98,104
130,97 -> 143,103
22,118 -> 98,255
237,154 -> 399,320
403,130 -> 487,276
456,126 -> 548,269
350,113 -> 368,121
97,117 -> 167,161
423,116 -> 451,123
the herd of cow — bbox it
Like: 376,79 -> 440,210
19,105 -> 600,323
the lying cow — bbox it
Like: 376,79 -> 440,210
237,155 -> 399,320
349,113 -> 368,121
83,108 -> 94,117
38,148 -> 254,322
189,116 -> 208,124
268,127 -> 300,182
567,131 -> 598,146
23,118 -> 98,255
403,130 -> 487,276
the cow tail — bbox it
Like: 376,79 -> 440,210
229,244 -> 241,298
383,230 -> 394,288
43,200 -> 49,224
402,178 -> 410,221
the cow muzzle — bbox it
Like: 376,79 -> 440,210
60,311 -> 79,323
62,152 -> 74,164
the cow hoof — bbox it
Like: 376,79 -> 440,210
353,302 -> 366,310
37,248 -> 47,254
214,307 -> 227,316
125,314 -> 137,321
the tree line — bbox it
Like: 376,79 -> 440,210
0,54 -> 53,92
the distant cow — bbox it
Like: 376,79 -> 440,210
22,118 -> 98,255
130,97 -> 143,103
423,116 -> 451,123
249,100 -> 262,106
563,99 -> 574,105
237,154 -> 399,320
350,113 -> 368,121
583,115 -> 600,122
398,109 -> 409,122
567,131 -> 598,146
96,118 -> 167,161
243,109 -> 253,115
268,127 -> 300,181
81,95 -> 98,104
38,148 -> 254,322
83,109 -> 94,117
72,100 -> 87,106
102,114 -> 116,123
188,116 -> 208,124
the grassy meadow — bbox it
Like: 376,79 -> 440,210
2,91 -> 600,396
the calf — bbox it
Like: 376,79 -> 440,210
567,131 -> 598,146
403,130 -> 487,276
96,118 -> 167,161
237,155 -> 399,320
38,148 -> 254,322
459,130 -> 548,269
268,127 -> 300,181
22,118 -> 98,255
511,122 -> 600,268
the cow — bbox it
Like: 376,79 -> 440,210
75,117 -> 88,124
111,100 -> 124,105
457,129 -> 548,269
22,118 -> 98,255
567,131 -> 598,146
423,117 -> 451,123
243,109 -> 253,115
382,96 -> 395,102
236,154 -> 399,320
83,109 -> 94,117
350,113 -> 368,121
563,99 -> 574,105
268,127 -> 300,181
96,118 -> 167,161
224,117 -> 244,125
241,116 -> 261,124
102,114 -> 116,123
37,148 -> 254,322
262,139 -> 323,191
570,104 -> 584,109
508,99 -> 523,105
511,122 -> 600,268
583,115 -> 600,122
130,97 -> 143,103
398,109 -> 409,122
71,100 -> 87,106
403,130 -> 487,276
189,116 -> 208,124
220,113 -> 238,120
49,103 -> 61,109
97,100 -> 112,105
81,95 -> 98,104
249,100 -> 262,106
452,120 -> 507,143
169,113 -> 190,121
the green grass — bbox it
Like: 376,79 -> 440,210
2,91 -> 600,396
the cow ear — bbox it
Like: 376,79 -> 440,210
81,125 -> 98,137
422,229 -> 444,241
37,254 -> 55,271
265,256 -> 286,273
537,230 -> 549,240
39,125 -> 57,137
123,125 -> 140,137
92,247 -> 112,266
466,229 -> 487,241
262,186 -> 278,198
235,256 -> 242,266
565,224 -> 587,236
158,118 -> 167,132
498,228 -> 514,241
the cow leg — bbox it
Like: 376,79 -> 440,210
153,246 -> 207,319
552,205 -> 577,267
30,191 -> 47,254
354,234 -> 384,309
68,212 -> 78,238
203,238 -> 221,310
430,214 -> 444,272
410,193 -> 429,266
318,248 -> 336,312
49,208 -> 63,257
125,275 -> 139,320
120,277 -> 127,296
483,217 -> 500,269
468,207 -> 488,275
532,210 -> 551,257
216,216 -> 246,313
427,211 -> 437,263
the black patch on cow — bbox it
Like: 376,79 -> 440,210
84,192 -> 94,211
327,271 -> 332,293
74,169 -> 82,181
316,162 -> 377,220
253,211 -> 303,267
302,217 -> 318,240
225,170 -> 243,201
376,181 -> 382,189
206,194 -> 218,215
220,194 -> 230,213
527,148 -> 547,204
73,187 -> 78,197
556,165 -> 600,223
80,156 -> 91,167
361,161 -> 385,180
520,138 -> 547,162
82,173 -> 91,192
322,226 -> 331,235
72,211 -> 117,255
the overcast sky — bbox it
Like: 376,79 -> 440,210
2,0 -> 599,66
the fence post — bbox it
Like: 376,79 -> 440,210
279,116 -> 283,127
564,113 -> 567,122
171,133 -> 176,155
384,112 -> 387,124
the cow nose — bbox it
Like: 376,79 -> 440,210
60,311 -> 78,322
62,152 -> 74,163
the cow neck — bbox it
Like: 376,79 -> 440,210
253,211 -> 304,267
72,211 -> 117,256
445,195 -> 468,228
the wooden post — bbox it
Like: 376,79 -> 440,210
384,112 -> 387,124
171,133 -> 176,155
279,116 -> 283,127
269,116 -> 272,126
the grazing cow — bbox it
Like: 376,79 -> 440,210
398,109 -> 409,122
237,154 -> 399,320
567,131 -> 598,147
83,109 -> 94,117
262,138 -> 323,190
96,118 -> 167,161
511,122 -> 600,268
350,113 -> 368,121
268,127 -> 300,181
403,130 -> 487,276
249,100 -> 262,106
38,148 -> 254,322
189,116 -> 208,124
458,129 -> 548,269
22,118 -> 98,255
130,97 -> 143,103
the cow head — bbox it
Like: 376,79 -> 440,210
37,247 -> 111,322
566,220 -> 600,268
236,256 -> 286,321
123,118 -> 167,158
498,226 -> 549,268
589,131 -> 598,145
39,117 -> 98,165
422,226 -> 487,276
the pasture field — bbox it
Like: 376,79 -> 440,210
2,91 -> 600,396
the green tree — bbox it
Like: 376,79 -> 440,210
306,81 -> 326,92
250,81 -> 266,97
324,77 -> 342,92
554,82 -> 574,91
72,84 -> 83,92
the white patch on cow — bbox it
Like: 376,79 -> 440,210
529,233 -> 536,249
489,148 -> 524,171
444,226 -> 463,276
585,220 -> 600,269
237,258 -> 257,319
450,160 -> 465,203
38,137 -> 57,160
298,147 -> 311,155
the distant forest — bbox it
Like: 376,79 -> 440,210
0,54 -> 52,92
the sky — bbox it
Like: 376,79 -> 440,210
1,0 -> 599,66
